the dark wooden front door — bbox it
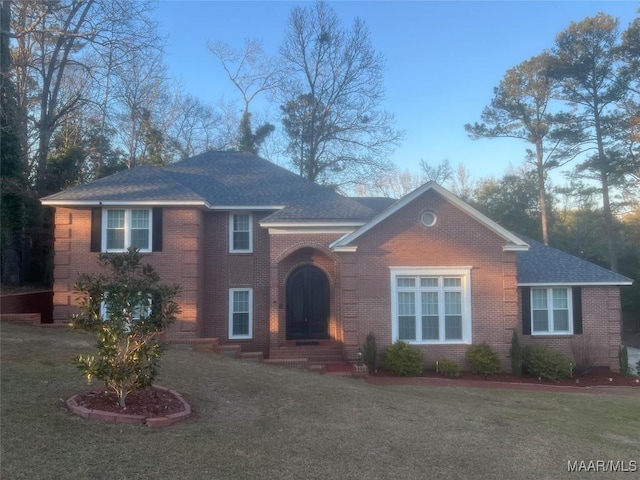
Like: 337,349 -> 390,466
286,265 -> 330,340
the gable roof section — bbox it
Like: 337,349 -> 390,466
516,236 -> 633,286
331,182 -> 529,252
41,151 -> 377,223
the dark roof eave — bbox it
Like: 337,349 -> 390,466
515,235 -> 634,286
40,199 -> 211,207
260,220 -> 366,227
518,281 -> 633,287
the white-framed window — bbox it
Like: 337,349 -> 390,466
100,292 -> 152,331
229,288 -> 253,339
229,213 -> 253,253
390,268 -> 472,344
531,287 -> 573,335
102,208 -> 152,252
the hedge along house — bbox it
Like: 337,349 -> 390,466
41,151 -> 633,371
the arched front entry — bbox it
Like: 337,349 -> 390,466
286,265 -> 330,340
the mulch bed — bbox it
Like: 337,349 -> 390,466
74,387 -> 187,417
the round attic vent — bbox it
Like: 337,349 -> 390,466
420,211 -> 437,228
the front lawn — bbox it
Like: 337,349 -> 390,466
1,322 -> 638,480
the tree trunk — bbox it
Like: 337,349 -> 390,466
600,168 -> 617,272
594,106 -> 617,272
535,141 -> 549,245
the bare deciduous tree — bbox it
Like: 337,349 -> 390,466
356,168 -> 425,199
208,38 -> 283,115
10,0 -> 162,190
278,0 -> 402,189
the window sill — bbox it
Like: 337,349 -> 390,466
103,249 -> 152,254
530,333 -> 573,338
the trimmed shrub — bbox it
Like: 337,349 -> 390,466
381,341 -> 424,376
436,358 -> 460,377
522,344 -> 572,381
362,331 -> 378,373
509,331 -> 523,377
636,359 -> 640,377
465,343 -> 501,377
619,346 -> 629,376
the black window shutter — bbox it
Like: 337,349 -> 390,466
90,208 -> 102,252
521,287 -> 531,335
572,287 -> 583,334
152,207 -> 163,252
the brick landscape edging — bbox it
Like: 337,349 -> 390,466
66,385 -> 191,427
365,376 -> 640,396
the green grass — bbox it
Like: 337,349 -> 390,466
2,322 -> 639,480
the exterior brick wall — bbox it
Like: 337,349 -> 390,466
518,286 -> 623,371
338,189 -> 520,368
201,211 -> 271,354
50,190 -> 624,372
51,207 -> 202,336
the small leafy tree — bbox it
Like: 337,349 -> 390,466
72,248 -> 180,408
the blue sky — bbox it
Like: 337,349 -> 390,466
154,1 -> 638,182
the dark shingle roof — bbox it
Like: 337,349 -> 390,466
42,151 -> 376,222
516,236 -> 633,285
41,164 -> 204,203
349,197 -> 397,213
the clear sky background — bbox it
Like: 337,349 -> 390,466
153,1 -> 639,183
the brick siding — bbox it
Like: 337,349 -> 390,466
201,211 -> 271,354
50,188 -> 623,371
518,286 -> 623,372
51,207 -> 202,337
338,189 -> 520,368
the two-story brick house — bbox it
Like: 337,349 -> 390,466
41,151 -> 633,371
